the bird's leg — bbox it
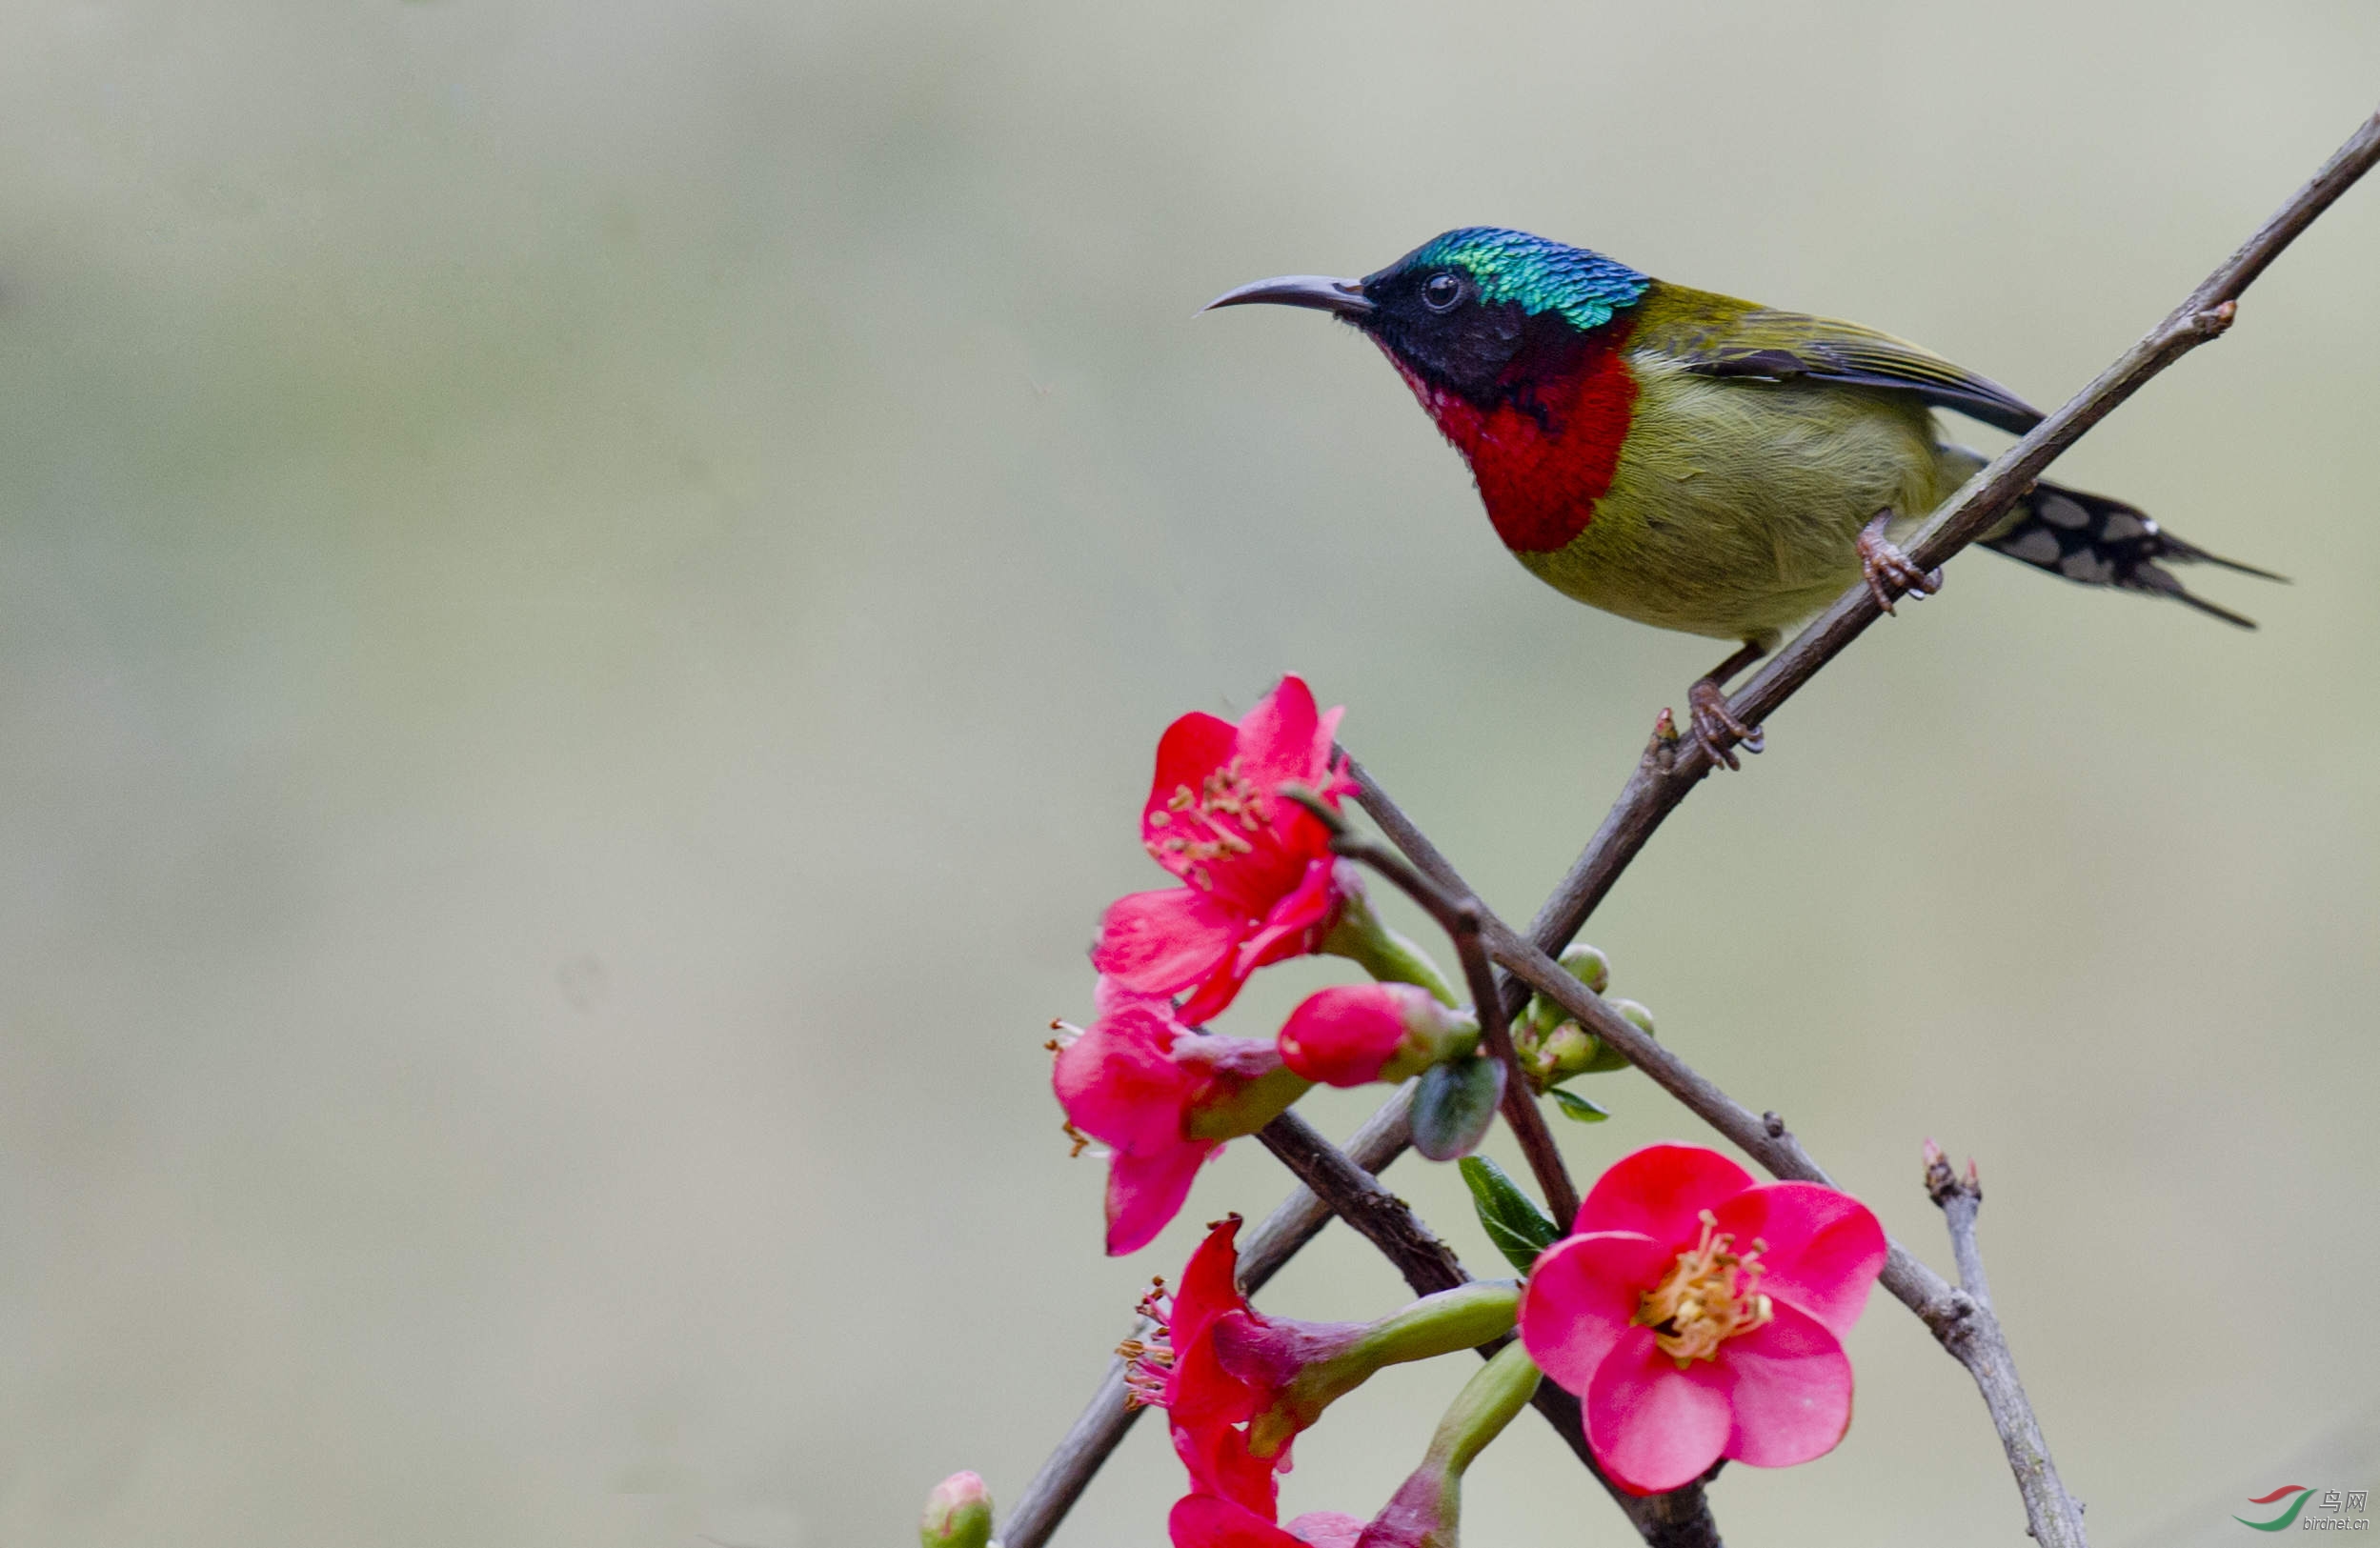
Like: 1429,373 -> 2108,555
1682,639 -> 1768,773
1857,510 -> 1943,615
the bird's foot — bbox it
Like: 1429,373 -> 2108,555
1684,677 -> 1764,772
1858,513 -> 1943,615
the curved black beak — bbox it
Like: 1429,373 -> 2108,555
1200,273 -> 1374,319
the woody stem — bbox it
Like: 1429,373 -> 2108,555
1286,790 -> 1582,1229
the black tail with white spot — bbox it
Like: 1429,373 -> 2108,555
1982,480 -> 2285,629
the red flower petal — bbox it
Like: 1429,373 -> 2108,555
1710,1182 -> 1886,1339
1231,676 -> 1323,790
1173,853 -> 1347,1024
1093,887 -> 1241,995
1231,858 -> 1343,972
1107,1142 -> 1215,1256
1170,1409 -> 1280,1515
1712,1300 -> 1854,1469
1176,954 -> 1261,1030
1572,1143 -> 1757,1244
1168,1493 -> 1304,1548
1146,713 -> 1241,871
1583,1325 -> 1734,1495
1171,1321 -> 1265,1434
1052,998 -> 1193,1157
1517,1230 -> 1673,1398
1172,1217 -> 1249,1350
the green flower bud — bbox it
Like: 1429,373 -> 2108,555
1581,997 -> 1655,1074
1513,1019 -> 1600,1091
919,1472 -> 993,1548
1557,942 -> 1611,995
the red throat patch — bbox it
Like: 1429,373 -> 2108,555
1379,318 -> 1639,554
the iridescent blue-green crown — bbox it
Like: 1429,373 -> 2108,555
1404,227 -> 1649,332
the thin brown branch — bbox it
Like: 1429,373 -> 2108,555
1444,915 -> 1583,1231
1296,806 -> 1581,1230
1923,1145 -> 2081,1545
1255,1108 -> 1465,1294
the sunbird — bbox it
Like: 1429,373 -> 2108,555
1208,227 -> 2278,765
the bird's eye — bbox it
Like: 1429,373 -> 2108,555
1422,271 -> 1463,312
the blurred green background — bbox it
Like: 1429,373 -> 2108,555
2,3 -> 2376,1544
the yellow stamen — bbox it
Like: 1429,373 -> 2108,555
1635,1210 -> 1774,1368
1147,758 -> 1281,877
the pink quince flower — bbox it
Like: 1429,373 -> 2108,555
1130,1216 -> 1522,1531
1124,1216 -> 1347,1515
1518,1143 -> 1887,1495
1093,675 -> 1359,1025
1276,982 -> 1472,1088
1053,984 -> 1305,1256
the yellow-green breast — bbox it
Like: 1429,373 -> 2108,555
1515,283 -> 1965,645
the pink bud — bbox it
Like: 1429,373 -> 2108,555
919,1471 -> 993,1548
1276,983 -> 1468,1088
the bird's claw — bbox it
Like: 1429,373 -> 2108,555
1858,513 -> 1943,615
1685,678 -> 1763,772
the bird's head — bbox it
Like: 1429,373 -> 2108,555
1204,227 -> 1649,409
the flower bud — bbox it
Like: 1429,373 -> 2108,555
1277,983 -> 1477,1088
919,1471 -> 993,1548
1520,944 -> 1610,1045
1576,997 -> 1654,1074
1557,942 -> 1611,995
1536,1021 -> 1595,1080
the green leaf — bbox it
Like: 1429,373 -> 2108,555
1549,1088 -> 1611,1123
1410,1055 -> 1504,1161
1458,1156 -> 1561,1275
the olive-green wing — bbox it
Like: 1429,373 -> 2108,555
1636,284 -> 2045,435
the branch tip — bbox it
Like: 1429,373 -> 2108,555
1924,1140 -> 1982,1209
